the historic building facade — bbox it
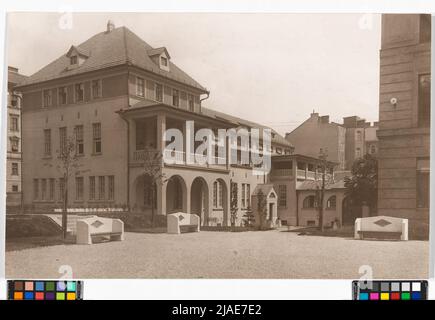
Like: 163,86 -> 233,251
285,113 -> 378,171
6,66 -> 27,212
17,21 -> 295,227
377,14 -> 431,238
269,154 -> 346,227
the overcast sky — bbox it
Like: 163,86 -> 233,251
7,12 -> 381,135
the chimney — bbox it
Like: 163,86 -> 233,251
106,20 -> 115,33
320,115 -> 329,124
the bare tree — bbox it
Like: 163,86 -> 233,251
45,136 -> 82,239
141,148 -> 166,227
316,148 -> 332,232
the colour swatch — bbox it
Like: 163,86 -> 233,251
353,280 -> 427,300
8,280 -> 83,300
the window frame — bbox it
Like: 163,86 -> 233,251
155,83 -> 163,102
75,125 -> 84,156
91,79 -> 102,99
43,129 -> 51,157
136,77 -> 145,97
92,123 -> 102,155
58,86 -> 68,105
278,185 -> 287,208
74,83 -> 85,103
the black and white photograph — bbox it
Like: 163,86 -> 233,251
4,12 -> 431,280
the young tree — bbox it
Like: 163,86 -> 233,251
242,206 -> 255,228
45,136 -> 82,239
141,148 -> 166,227
316,148 -> 332,232
230,182 -> 238,230
257,189 -> 267,230
344,153 -> 378,212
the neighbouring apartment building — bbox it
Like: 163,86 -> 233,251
269,154 -> 348,227
6,66 -> 27,212
17,21 -> 303,227
377,14 -> 431,238
285,112 -> 379,170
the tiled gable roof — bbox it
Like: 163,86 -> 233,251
19,26 -> 207,92
201,107 -> 293,148
296,179 -> 346,191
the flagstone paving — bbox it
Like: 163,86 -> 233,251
6,230 -> 429,279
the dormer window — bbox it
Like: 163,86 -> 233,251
66,45 -> 89,69
70,56 -> 78,65
161,56 -> 168,67
147,47 -> 171,71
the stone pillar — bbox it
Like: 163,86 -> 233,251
157,182 -> 166,216
156,113 -> 166,153
185,182 -> 191,215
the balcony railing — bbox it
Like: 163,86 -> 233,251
131,149 -> 227,170
270,169 -> 293,177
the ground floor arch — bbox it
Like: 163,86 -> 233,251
190,177 -> 209,225
166,175 -> 188,214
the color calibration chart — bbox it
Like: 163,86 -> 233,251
353,280 -> 428,300
7,280 -> 83,300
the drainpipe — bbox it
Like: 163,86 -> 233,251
199,90 -> 210,113
119,112 -> 130,212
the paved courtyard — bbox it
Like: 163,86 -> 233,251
6,230 -> 429,279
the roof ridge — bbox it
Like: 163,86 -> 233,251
122,26 -> 130,64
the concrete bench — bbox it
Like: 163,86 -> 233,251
76,216 -> 124,244
354,215 -> 408,241
167,212 -> 200,234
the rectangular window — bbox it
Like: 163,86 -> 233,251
75,125 -> 84,155
91,79 -> 102,99
136,77 -> 145,97
188,94 -> 194,111
278,185 -> 287,208
70,56 -> 77,65
59,178 -> 65,201
33,179 -> 39,200
10,115 -> 19,131
41,179 -> 47,201
58,86 -> 67,105
44,129 -> 51,156
43,89 -> 52,107
75,177 -> 84,201
93,123 -> 102,154
356,148 -> 361,158
241,184 -> 246,208
75,83 -> 84,102
417,171 -> 430,208
155,83 -> 163,102
59,127 -> 67,155
172,89 -> 179,107
10,137 -> 19,152
89,176 -> 95,200
49,178 -> 55,201
12,185 -> 18,192
418,74 -> 431,127
108,176 -> 115,200
11,163 -> 19,176
161,56 -> 168,66
246,184 -> 250,208
98,176 -> 105,200
213,181 -> 218,207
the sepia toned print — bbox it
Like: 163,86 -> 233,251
4,13 -> 430,279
